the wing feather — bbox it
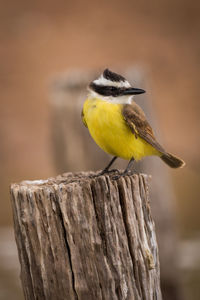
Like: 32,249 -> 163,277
122,103 -> 166,154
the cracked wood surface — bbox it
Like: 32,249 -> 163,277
10,172 -> 162,300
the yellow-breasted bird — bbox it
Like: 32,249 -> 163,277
82,69 -> 185,177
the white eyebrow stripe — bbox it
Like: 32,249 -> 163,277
93,75 -> 131,88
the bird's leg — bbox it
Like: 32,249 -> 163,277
122,157 -> 135,175
112,157 -> 135,179
98,156 -> 118,175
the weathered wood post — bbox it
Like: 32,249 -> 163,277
11,172 -> 162,300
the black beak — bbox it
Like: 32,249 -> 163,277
122,88 -> 146,95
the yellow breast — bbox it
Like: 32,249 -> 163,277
83,98 -> 158,160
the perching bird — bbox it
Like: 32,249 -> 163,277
82,69 -> 185,177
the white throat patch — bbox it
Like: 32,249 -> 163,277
88,90 -> 133,104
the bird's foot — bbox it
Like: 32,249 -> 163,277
112,170 -> 135,180
98,169 -> 120,176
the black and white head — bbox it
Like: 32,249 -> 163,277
88,69 -> 145,103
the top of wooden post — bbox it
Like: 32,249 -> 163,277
11,171 -> 150,193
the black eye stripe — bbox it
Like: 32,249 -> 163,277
90,83 -> 125,97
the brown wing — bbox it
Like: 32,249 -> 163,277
122,103 -> 166,154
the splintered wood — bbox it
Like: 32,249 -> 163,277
10,172 -> 162,300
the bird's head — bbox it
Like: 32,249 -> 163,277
88,69 -> 145,103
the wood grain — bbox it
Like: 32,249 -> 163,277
11,172 -> 162,300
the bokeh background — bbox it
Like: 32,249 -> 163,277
0,1 -> 200,299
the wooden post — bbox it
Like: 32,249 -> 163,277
11,172 -> 162,300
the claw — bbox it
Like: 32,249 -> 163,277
112,170 -> 135,180
112,174 -> 121,180
98,169 -> 119,176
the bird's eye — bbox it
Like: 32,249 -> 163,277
110,86 -> 117,92
89,83 -> 121,97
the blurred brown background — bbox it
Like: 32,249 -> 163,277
0,0 -> 200,299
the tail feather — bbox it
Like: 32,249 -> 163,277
161,153 -> 185,168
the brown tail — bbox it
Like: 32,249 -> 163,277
161,153 -> 185,168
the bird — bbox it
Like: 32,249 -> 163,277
82,68 -> 185,177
